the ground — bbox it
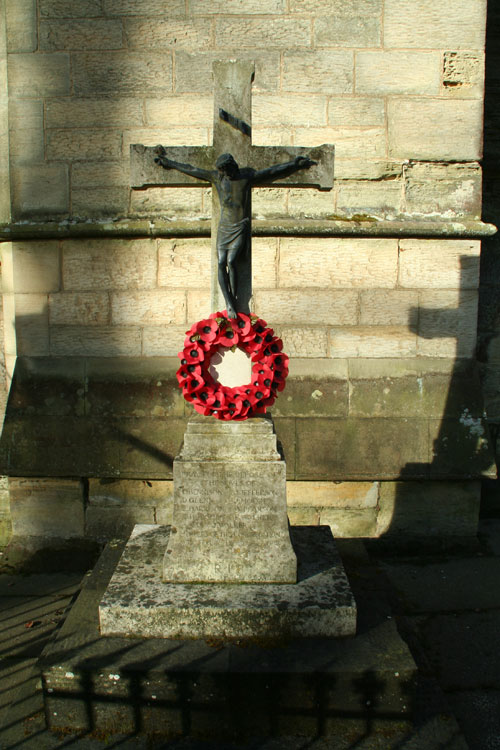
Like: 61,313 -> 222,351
0,513 -> 499,749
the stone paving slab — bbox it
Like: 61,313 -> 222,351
380,556 -> 500,613
411,610 -> 500,690
0,572 -> 82,597
0,593 -> 74,659
447,690 -> 500,750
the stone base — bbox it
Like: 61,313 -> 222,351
40,540 -> 417,740
99,524 -> 357,639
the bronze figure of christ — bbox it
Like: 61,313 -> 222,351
155,148 -> 316,319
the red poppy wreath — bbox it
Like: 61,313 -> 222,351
176,311 -> 289,420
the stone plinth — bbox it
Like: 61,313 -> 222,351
163,415 -> 297,584
99,524 -> 357,639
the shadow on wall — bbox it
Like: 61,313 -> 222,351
383,255 -> 495,546
477,0 -> 500,512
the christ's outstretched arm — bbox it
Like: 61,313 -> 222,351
251,155 -> 316,184
154,146 -> 213,183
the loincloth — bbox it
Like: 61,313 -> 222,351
217,217 -> 250,255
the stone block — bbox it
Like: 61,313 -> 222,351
252,187 -> 288,219
294,126 -> 386,159
253,94 -> 327,127
314,16 -> 380,47
12,242 -> 60,293
89,477 -> 173,507
100,524 -> 356,639
417,290 -> 478,358
376,480 -> 480,537
40,0 -> 103,15
142,325 -> 190,357
360,290 -> 418,326
116,417 -> 186,478
272,325 -> 327,357
11,164 -> 69,217
85,357 -> 184,419
104,0 -> 185,13
6,0 -> 37,53
49,292 -> 110,326
254,290 -> 357,325
388,99 -> 483,160
39,19 -> 123,50
287,480 -> 379,509
8,478 -> 85,537
111,290 -> 186,325
249,127 -> 294,146
165,418 -> 296,584
384,0 -> 487,49
190,0 -> 284,11
356,51 -> 440,95
287,507 -> 320,525
50,326 -> 142,357
72,161 -> 129,187
290,0 -> 382,13
73,52 -> 172,95
336,180 -> 402,216
124,18 -> 212,50
282,50 -> 353,94
398,239 -> 480,289
348,358 -> 484,419
335,159 -> 403,181
7,52 -> 70,97
442,51 -> 485,99
215,17 -> 310,48
252,237 -> 278,288
158,239 -> 210,289
279,237 -> 398,288
404,162 -> 482,218
124,127 -> 209,155
14,293 -> 49,356
187,290 -> 211,322
46,98 -> 143,129
62,239 -> 157,291
320,507 -> 378,537
286,188 -> 335,218
328,97 -> 385,127
272,367 -> 348,418
5,356 -> 86,418
8,117 -> 44,165
0,415 -> 121,477
46,129 -> 122,161
130,185 -> 204,217
328,326 -> 417,358
175,51 -> 280,93
145,96 -> 212,127
296,417 -> 429,480
71,187 -> 129,217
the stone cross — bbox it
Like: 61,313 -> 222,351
130,60 -> 334,314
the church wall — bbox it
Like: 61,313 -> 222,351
0,0 -> 494,547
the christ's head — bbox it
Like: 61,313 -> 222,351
216,153 -> 238,177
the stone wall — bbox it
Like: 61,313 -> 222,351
5,0 -> 485,222
0,0 -> 494,545
5,236 -> 481,360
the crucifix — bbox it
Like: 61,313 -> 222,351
130,60 -> 334,317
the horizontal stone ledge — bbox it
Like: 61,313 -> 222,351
0,217 -> 496,241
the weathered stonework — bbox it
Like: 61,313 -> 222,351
164,416 -> 296,584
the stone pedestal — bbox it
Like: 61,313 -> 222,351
98,414 -> 357,640
163,415 -> 297,584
